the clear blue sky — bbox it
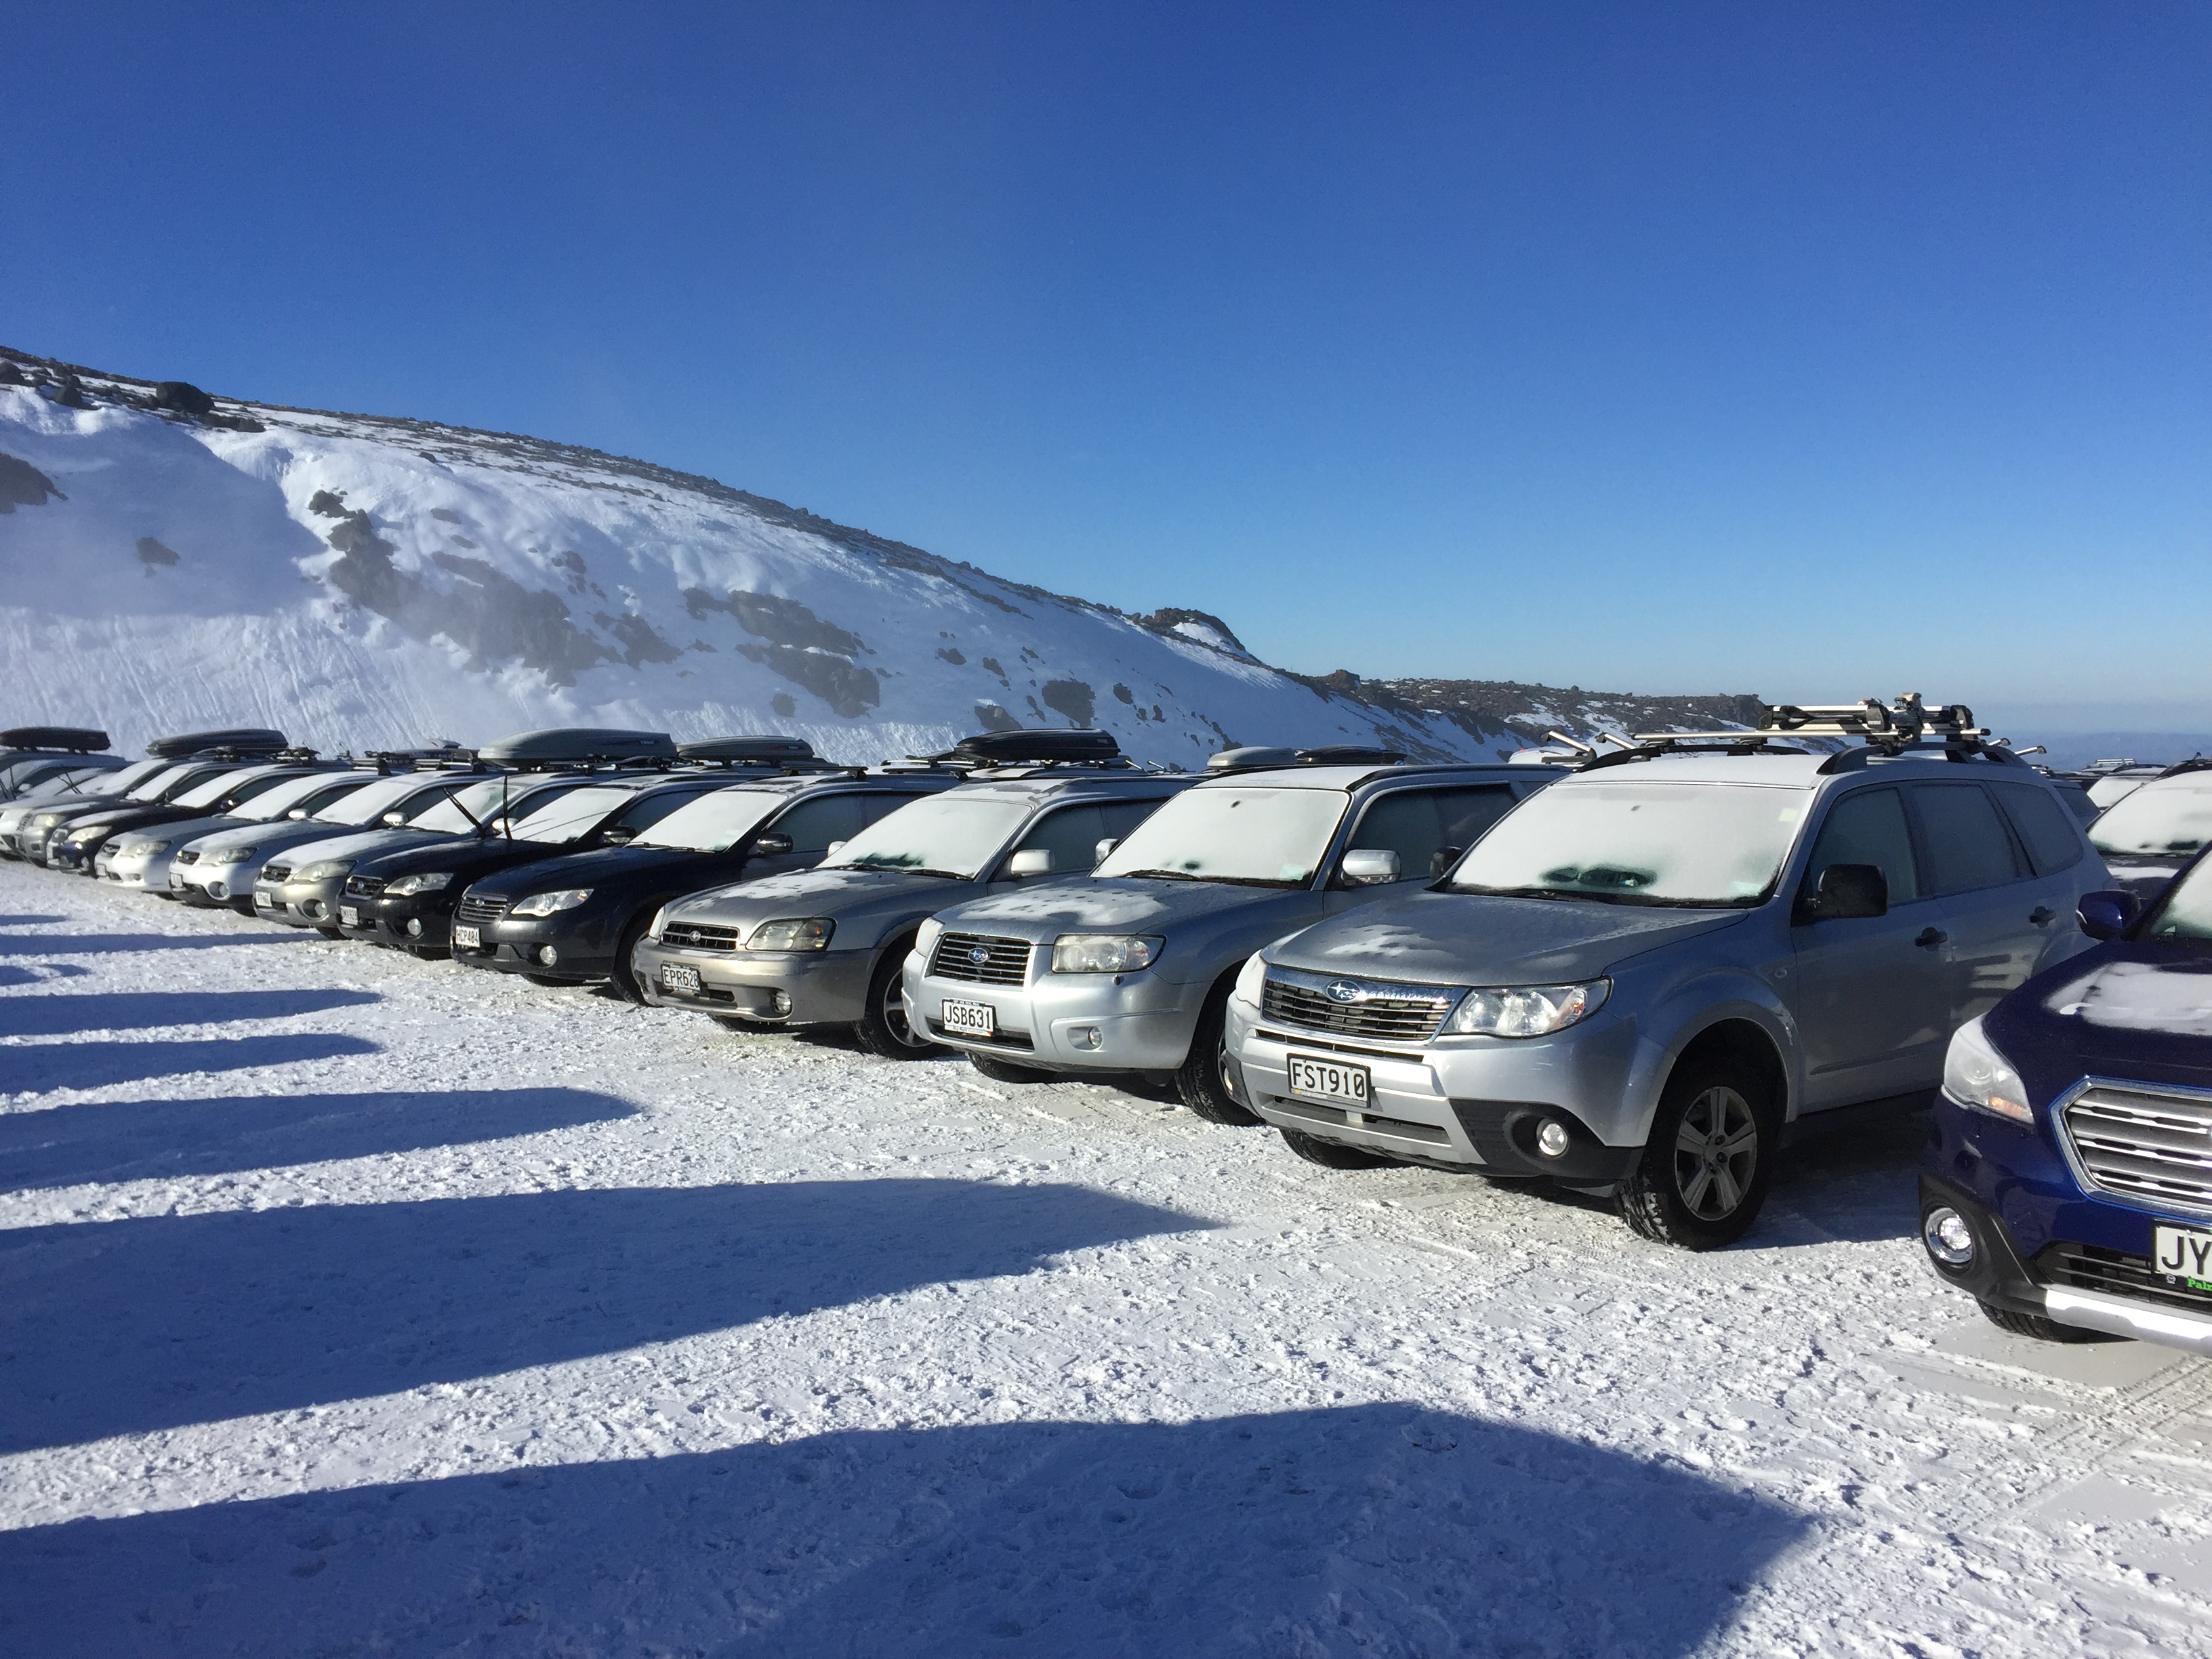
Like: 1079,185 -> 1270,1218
4,3 -> 2206,726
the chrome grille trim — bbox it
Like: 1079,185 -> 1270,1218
928,932 -> 1033,986
2034,1240 -> 2212,1317
343,876 -> 386,898
173,849 -> 200,865
660,922 -> 742,952
1260,966 -> 1460,1045
261,863 -> 292,882
2057,1078 -> 2212,1218
455,893 -> 512,924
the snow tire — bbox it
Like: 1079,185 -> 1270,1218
1978,1300 -> 2103,1344
1279,1127 -> 1399,1170
1174,981 -> 1263,1125
853,941 -> 941,1060
1619,1053 -> 1777,1250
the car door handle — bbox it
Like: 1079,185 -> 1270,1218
1914,927 -> 1948,948
2029,906 -> 2056,926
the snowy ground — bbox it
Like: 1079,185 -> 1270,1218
1,861 -> 2209,1658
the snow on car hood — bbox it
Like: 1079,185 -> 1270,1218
663,865 -> 955,926
1270,890 -> 1748,985
937,877 -> 1254,937
2047,954 -> 2212,1038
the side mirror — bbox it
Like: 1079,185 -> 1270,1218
600,825 -> 636,845
1803,863 -> 1887,922
1340,848 -> 1401,886
2077,889 -> 2139,941
1008,847 -> 1054,878
1429,844 -> 1464,880
1093,837 -> 1119,867
825,840 -> 846,858
382,811 -> 407,827
287,808 -> 308,820
752,830 -> 795,856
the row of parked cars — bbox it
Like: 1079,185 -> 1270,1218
6,702 -> 2212,1357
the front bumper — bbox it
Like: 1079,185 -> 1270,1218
449,905 -> 628,981
634,936 -> 871,1023
1227,994 -> 1647,1179
250,874 -> 350,927
903,957 -> 1204,1071
173,856 -> 259,907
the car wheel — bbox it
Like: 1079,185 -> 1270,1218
853,944 -> 942,1060
968,1051 -> 1055,1084
609,914 -> 655,1006
316,924 -> 346,940
1279,1127 -> 1399,1170
1174,982 -> 1263,1125
1978,1300 -> 2104,1343
1618,1055 -> 1778,1250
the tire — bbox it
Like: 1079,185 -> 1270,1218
1619,1054 -> 1778,1250
1979,1300 -> 2104,1344
1279,1127 -> 1399,1170
853,943 -> 941,1059
969,1051 -> 1054,1084
316,924 -> 346,940
609,914 -> 655,1006
1174,982 -> 1263,1126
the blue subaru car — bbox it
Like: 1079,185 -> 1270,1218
1921,858 -> 2212,1355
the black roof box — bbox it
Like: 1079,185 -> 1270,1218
477,728 -> 679,765
676,735 -> 817,763
951,729 -> 1122,766
0,726 -> 112,754
146,727 -> 289,760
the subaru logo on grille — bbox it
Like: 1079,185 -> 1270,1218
968,945 -> 991,966
1325,980 -> 1365,1004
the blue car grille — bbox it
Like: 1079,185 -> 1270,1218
1261,972 -> 1459,1045
2060,1082 -> 2212,1214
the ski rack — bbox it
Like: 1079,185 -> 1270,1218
1576,694 -> 2028,775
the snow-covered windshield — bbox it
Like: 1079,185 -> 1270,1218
2144,859 -> 2212,949
405,777 -> 568,836
79,760 -> 166,797
1446,781 -> 1810,907
314,775 -> 452,826
630,787 -> 784,853
175,768 -> 291,811
826,796 -> 1033,878
506,785 -> 640,843
2089,779 -> 2212,859
1094,787 -> 1347,888
127,764 -> 200,801
238,773 -> 354,821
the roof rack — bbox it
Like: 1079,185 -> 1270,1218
1206,743 -> 1410,773
1575,693 -> 2027,775
0,726 -> 112,754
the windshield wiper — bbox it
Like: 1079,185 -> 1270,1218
1120,869 -> 1295,888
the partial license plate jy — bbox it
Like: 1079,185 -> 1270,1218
941,998 -> 997,1038
1287,1052 -> 1371,1109
2154,1225 -> 2212,1291
659,963 -> 702,995
453,924 -> 481,949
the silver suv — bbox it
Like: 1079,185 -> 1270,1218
1225,699 -> 2114,1248
636,734 -> 1192,1057
908,747 -> 1565,1115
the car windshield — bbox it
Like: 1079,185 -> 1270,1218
628,787 -> 785,852
506,785 -> 640,843
2089,780 -> 2212,859
128,764 -> 199,801
176,768 -> 287,810
85,760 -> 167,796
1094,787 -> 1348,888
406,777 -> 546,835
826,796 -> 1034,878
1446,780 -> 1811,906
316,775 -> 445,825
239,773 -> 348,821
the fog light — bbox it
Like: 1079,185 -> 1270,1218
771,990 -> 792,1016
208,881 -> 227,899
303,901 -> 323,918
537,945 -> 558,966
1069,1025 -> 1102,1051
1535,1118 -> 1571,1158
1923,1207 -> 1976,1268
406,918 -> 424,938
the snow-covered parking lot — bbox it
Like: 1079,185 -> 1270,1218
2,861 -> 2209,1657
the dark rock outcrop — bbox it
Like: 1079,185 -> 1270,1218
0,452 -> 63,512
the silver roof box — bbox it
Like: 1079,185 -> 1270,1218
476,728 -> 678,765
676,735 -> 817,763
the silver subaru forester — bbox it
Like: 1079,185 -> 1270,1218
1226,699 -> 2114,1248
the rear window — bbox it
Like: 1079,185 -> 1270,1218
1990,782 -> 2085,876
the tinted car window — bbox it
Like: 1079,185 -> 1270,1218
1991,781 -> 2085,876
771,794 -> 864,853
1350,785 -> 1517,879
1012,804 -> 1107,874
1804,787 -> 1919,905
1910,783 -> 2022,894
1097,799 -> 1163,841
854,792 -> 928,830
611,786 -> 720,833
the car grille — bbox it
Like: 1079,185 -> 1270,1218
2060,1082 -> 2212,1213
173,849 -> 199,865
344,876 -> 385,898
455,893 -> 512,924
929,932 -> 1033,985
660,922 -> 742,951
261,863 -> 291,883
1261,972 -> 1460,1044
2035,1240 -> 2212,1317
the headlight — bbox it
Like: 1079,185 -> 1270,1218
1942,1016 -> 2032,1126
648,905 -> 671,941
510,888 -> 592,918
32,813 -> 61,827
1051,934 -> 1164,974
298,860 -> 352,882
749,917 -> 834,951
1442,979 -> 1610,1038
209,846 -> 259,865
1231,951 -> 1268,1009
121,839 -> 170,857
916,916 -> 945,958
384,872 -> 453,897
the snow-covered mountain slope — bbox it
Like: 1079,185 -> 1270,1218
0,348 -> 1525,766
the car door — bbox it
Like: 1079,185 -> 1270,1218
1326,783 -> 1520,913
1789,784 -> 1952,1108
756,792 -> 865,876
1904,779 -> 2048,1027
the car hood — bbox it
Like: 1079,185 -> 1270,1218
1999,942 -> 2212,1084
1268,890 -> 1750,985
932,876 -> 1294,940
350,836 -> 571,882
189,818 -> 388,859
115,812 -> 245,848
464,843 -> 707,897
265,827 -> 460,871
664,866 -> 971,928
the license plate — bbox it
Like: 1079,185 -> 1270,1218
2154,1225 -> 2212,1290
659,963 -> 702,995
453,924 -> 480,949
169,872 -> 186,889
255,890 -> 276,909
339,905 -> 360,928
1288,1052 -> 1371,1108
941,998 -> 996,1038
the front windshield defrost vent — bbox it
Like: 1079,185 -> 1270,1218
2062,1084 -> 2212,1213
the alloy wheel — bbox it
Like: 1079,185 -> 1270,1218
1672,1085 -> 1759,1220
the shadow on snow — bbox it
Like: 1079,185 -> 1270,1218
0,987 -> 380,1038
0,931 -> 310,957
3,1033 -> 381,1094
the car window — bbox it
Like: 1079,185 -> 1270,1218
1097,798 -> 1166,842
1908,783 -> 2023,894
853,791 -> 929,830
611,785 -> 720,832
1803,787 -> 1919,906
1991,781 -> 2085,876
769,793 -> 864,853
630,787 -> 786,852
1010,804 -> 1107,874
2089,779 -> 2212,859
1348,785 -> 1516,880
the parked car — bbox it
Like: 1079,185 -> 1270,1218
1225,699 -> 2113,1248
17,755 -> 276,867
2083,762 -> 2212,903
1921,855 -> 2212,1357
636,731 -> 1191,1056
104,769 -> 376,895
902,746 -> 1563,1111
454,753 -> 966,1002
0,726 -> 123,801
0,759 -> 155,852
2082,760 -> 2169,812
64,756 -> 335,875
